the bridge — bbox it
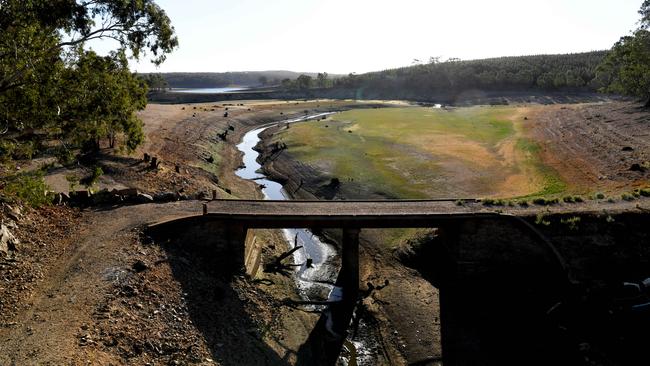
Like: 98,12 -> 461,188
147,199 -> 570,365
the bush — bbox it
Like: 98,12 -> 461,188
563,196 -> 575,203
595,192 -> 605,199
561,216 -> 581,231
639,188 -> 650,197
533,197 -> 560,206
518,200 -> 529,207
621,193 -> 635,201
3,171 -> 52,207
80,166 -> 104,190
535,212 -> 551,226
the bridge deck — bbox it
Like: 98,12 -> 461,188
204,199 -> 501,228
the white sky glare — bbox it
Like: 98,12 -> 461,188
125,0 -> 643,74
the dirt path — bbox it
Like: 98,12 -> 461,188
0,202 -> 201,365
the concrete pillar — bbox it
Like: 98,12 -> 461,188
341,228 -> 360,303
330,228 -> 360,339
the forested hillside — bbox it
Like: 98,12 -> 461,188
149,71 -> 338,88
325,51 -> 609,99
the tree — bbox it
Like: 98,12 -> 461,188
316,72 -> 329,88
295,74 -> 313,90
0,0 -> 177,156
60,50 -> 147,152
0,0 -> 178,94
258,76 -> 268,86
598,1 -> 650,106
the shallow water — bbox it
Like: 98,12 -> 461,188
235,113 -> 339,299
171,87 -> 249,94
235,113 -> 376,365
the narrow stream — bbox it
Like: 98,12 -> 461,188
235,113 -> 339,300
234,113 -> 375,365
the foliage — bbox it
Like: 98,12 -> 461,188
560,216 -> 581,231
154,71 -> 336,88
81,166 -> 104,189
326,52 -> 607,99
0,0 -> 176,159
2,171 -> 52,207
598,1 -> 650,105
142,73 -> 169,91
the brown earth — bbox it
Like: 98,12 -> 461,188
526,101 -> 650,193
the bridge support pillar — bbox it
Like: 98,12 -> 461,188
329,228 -> 361,340
341,228 -> 360,304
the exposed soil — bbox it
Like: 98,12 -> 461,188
527,101 -> 650,193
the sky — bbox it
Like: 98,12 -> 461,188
104,0 -> 643,74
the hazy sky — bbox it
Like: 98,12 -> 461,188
115,0 -> 642,74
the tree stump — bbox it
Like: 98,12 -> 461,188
144,153 -> 150,162
150,157 -> 158,169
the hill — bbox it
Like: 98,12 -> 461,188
145,71 -> 340,88
326,51 -> 609,100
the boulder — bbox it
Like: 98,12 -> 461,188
136,193 -> 154,204
153,192 -> 177,202
115,188 -> 139,198
0,224 -> 19,258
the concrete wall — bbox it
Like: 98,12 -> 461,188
147,216 -> 256,275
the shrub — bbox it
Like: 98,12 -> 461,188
533,197 -> 559,206
573,196 -> 584,202
535,212 -> 551,226
561,216 -> 581,231
595,192 -> 605,199
563,196 -> 575,203
639,188 -> 650,197
81,166 -> 104,190
621,193 -> 635,201
518,200 -> 529,207
3,171 -> 52,207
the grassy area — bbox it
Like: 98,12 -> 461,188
273,106 -> 563,199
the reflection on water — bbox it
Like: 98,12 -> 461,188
235,113 -> 375,365
171,87 -> 249,94
235,113 -> 339,300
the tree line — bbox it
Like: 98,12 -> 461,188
151,71 -> 334,89
279,52 -> 609,99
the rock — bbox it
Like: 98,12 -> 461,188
153,192 -> 177,202
92,189 -> 115,205
630,163 -> 647,172
0,224 -> 19,257
53,192 -> 70,205
132,260 -> 149,273
136,193 -> 154,204
115,188 -> 139,197
5,204 -> 21,221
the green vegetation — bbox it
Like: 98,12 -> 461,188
598,1 -> 650,106
3,171 -> 52,207
318,52 -> 607,99
275,106 -> 562,199
0,0 -> 177,162
561,216 -> 581,231
154,71 -> 339,89
535,212 -> 551,226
